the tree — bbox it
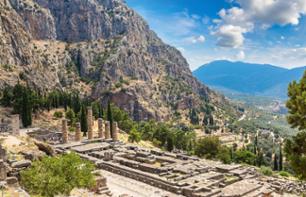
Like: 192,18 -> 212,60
65,108 -> 75,126
166,134 -> 174,152
273,153 -> 278,171
285,131 -> 306,180
254,134 -> 258,155
98,104 -> 104,118
217,146 -> 232,164
189,109 -> 199,125
233,149 -> 256,165
91,101 -> 100,119
285,71 -> 306,180
195,136 -> 221,159
256,149 -> 264,167
128,127 -> 141,143
0,86 -> 13,107
80,105 -> 88,136
107,101 -> 114,135
286,70 -> 306,130
21,88 -> 33,127
279,145 -> 283,171
20,153 -> 96,197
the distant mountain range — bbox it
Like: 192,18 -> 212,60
193,60 -> 306,99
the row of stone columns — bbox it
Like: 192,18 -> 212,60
61,107 -> 119,143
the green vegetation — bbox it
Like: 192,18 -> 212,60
107,101 -> 114,136
260,166 -> 273,176
128,127 -> 141,143
53,111 -> 63,119
0,83 -> 34,127
195,136 -> 220,159
20,153 -> 96,197
285,70 -> 306,180
80,105 -> 88,136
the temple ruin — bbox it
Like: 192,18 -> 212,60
62,119 -> 68,144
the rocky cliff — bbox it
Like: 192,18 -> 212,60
0,0 -> 237,123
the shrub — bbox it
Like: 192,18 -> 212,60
260,166 -> 273,176
195,136 -> 221,159
128,127 -> 141,143
20,153 -> 96,197
279,171 -> 290,177
53,111 -> 63,119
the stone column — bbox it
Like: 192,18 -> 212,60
87,107 -> 93,140
62,119 -> 68,144
0,160 -> 7,181
105,121 -> 111,139
11,114 -> 20,136
98,118 -> 104,139
75,122 -> 81,141
112,122 -> 119,141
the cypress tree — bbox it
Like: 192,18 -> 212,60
107,102 -> 114,135
98,104 -> 104,119
166,135 -> 174,152
273,153 -> 278,171
21,88 -> 32,127
253,134 -> 258,155
279,145 -> 283,171
80,105 -> 88,136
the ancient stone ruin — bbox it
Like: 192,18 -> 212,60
0,115 -> 20,135
87,107 -> 93,140
75,122 -> 81,142
62,119 -> 68,144
53,139 -> 306,197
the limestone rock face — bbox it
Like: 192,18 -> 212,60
0,0 -> 237,122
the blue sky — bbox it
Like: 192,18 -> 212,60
126,0 -> 306,70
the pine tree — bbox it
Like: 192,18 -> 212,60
285,71 -> 306,180
107,101 -> 114,136
286,70 -> 306,130
80,105 -> 88,136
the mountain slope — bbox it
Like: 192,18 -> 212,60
0,0 -> 237,123
193,60 -> 306,98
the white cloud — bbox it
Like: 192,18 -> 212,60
236,50 -> 246,60
184,35 -> 206,44
214,0 -> 306,48
214,25 -> 247,48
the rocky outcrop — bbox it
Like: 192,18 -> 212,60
0,0 -> 237,122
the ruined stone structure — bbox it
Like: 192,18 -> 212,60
0,160 -> 7,181
98,118 -> 104,139
112,122 -> 118,141
0,115 -> 20,134
0,145 -> 7,161
11,114 -> 20,135
62,119 -> 68,143
54,139 -> 300,197
75,122 -> 81,141
87,107 -> 93,140
105,121 -> 111,140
